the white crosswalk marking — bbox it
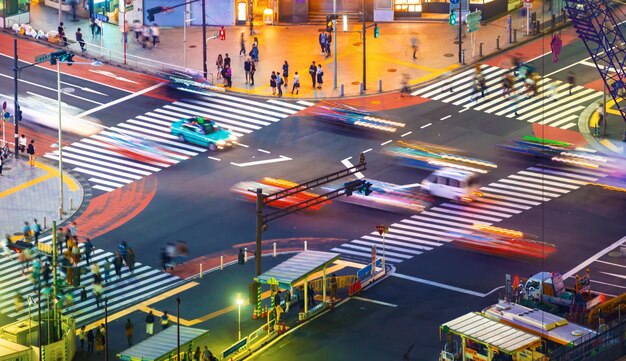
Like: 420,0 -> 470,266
0,236 -> 182,327
332,164 -> 609,264
411,64 -> 602,129
43,94 -> 310,194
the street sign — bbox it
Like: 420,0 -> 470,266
34,53 -> 51,63
94,13 -> 109,22
524,2 -> 532,8
450,0 -> 459,4
125,4 -> 133,11
466,10 -> 482,32
376,225 -> 388,236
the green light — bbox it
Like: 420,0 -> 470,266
374,24 -> 379,38
449,12 -> 457,25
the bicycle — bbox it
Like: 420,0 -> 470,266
1,143 -> 13,161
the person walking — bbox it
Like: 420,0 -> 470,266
42,263 -> 51,285
291,72 -> 300,94
126,247 -> 136,275
410,37 -> 418,59
308,284 -> 315,306
251,37 -> 259,61
121,19 -> 129,44
133,20 -> 142,42
94,328 -> 104,354
102,258 -> 111,283
239,32 -> 246,56
194,346 -> 201,361
249,61 -> 256,86
330,273 -> 338,302
284,290 -> 291,313
224,53 -> 231,68
125,319 -> 133,346
324,32 -> 332,57
319,32 -> 326,55
270,71 -> 277,95
316,64 -> 324,89
0,154 -> 3,175
249,14 -> 254,35
141,25 -> 151,48
79,326 -> 86,351
150,23 -> 160,48
114,251 -> 123,278
165,242 -> 176,269
145,311 -> 155,336
90,17 -> 97,38
71,244 -> 80,265
244,58 -> 251,84
84,238 -> 94,266
160,248 -> 169,271
93,280 -> 104,308
282,61 -> 289,88
86,329 -> 95,352
567,71 -> 576,95
69,221 -> 78,242
76,28 -> 86,52
309,61 -> 317,88
160,311 -> 170,330
33,218 -> 42,244
58,22 -> 67,46
216,54 -> 223,80
18,134 -> 26,153
478,73 -> 486,98
276,71 -> 283,97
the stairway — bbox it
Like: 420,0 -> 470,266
308,12 -> 362,24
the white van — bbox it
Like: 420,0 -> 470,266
421,168 -> 482,202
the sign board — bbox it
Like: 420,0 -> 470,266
34,53 -> 51,63
524,2 -> 532,8
552,272 -> 565,297
450,0 -> 459,4
376,225 -> 388,236
94,13 -> 109,22
356,258 -> 382,280
466,10 -> 482,32
125,4 -> 133,11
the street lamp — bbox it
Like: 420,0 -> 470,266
236,294 -> 243,340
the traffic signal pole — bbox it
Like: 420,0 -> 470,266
201,0 -> 208,78
362,0 -> 367,91
333,0 -> 337,90
458,3 -> 462,63
13,39 -> 19,158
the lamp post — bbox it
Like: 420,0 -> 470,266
236,295 -> 243,340
176,297 -> 180,360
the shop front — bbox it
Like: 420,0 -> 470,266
0,0 -> 29,28
90,0 -> 119,24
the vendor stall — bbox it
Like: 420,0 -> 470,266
117,326 -> 209,361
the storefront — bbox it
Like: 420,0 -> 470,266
1,0 -> 29,28
90,0 -> 119,24
394,0 -> 422,17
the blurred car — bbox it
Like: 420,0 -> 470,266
104,133 -> 176,164
20,95 -> 102,136
310,102 -> 406,133
325,179 -> 433,214
231,178 -> 331,210
163,69 -> 223,93
171,116 -> 237,151
421,168 -> 482,202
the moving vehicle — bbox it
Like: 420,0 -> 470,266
421,168 -> 482,202
104,133 -> 177,164
20,95 -> 102,136
310,102 -> 406,133
162,69 -> 224,93
171,116 -> 237,151
230,178 -> 330,210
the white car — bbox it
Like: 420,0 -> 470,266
421,168 -> 482,202
21,95 -> 103,136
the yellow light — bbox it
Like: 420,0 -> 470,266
263,8 -> 273,15
473,224 -> 524,238
236,293 -> 243,305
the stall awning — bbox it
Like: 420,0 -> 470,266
441,312 -> 541,354
255,251 -> 340,288
117,326 -> 208,361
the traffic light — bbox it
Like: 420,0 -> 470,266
147,6 -> 164,22
373,23 -> 379,38
50,50 -> 65,65
359,182 -> 373,196
326,15 -> 334,32
344,179 -> 364,197
15,105 -> 22,121
449,12 -> 457,25
50,51 -> 74,66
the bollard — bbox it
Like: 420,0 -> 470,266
304,241 -> 308,251
513,29 -> 517,43
359,82 -> 364,95
200,263 -> 203,278
43,216 -> 47,229
273,242 -> 276,257
378,79 -> 382,93
552,13 -> 556,29
58,207 -> 63,220
461,49 -> 465,65
69,197 -> 73,211
340,84 -> 344,97
496,35 -> 500,50
244,247 -> 248,263
479,42 -> 484,57
535,20 -> 540,35
220,255 -> 224,270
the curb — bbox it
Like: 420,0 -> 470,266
577,100 -> 625,155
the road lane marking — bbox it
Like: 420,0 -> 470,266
381,140 -> 392,146
237,143 -> 249,148
76,82 -> 165,118
598,272 -> 626,282
420,123 -> 432,129
258,149 -> 271,154
0,73 -> 104,105
563,236 -> 626,279
230,155 -> 292,167
596,260 -> 626,269
401,131 -> 412,137
459,107 -> 470,113
208,156 -> 221,161
352,296 -> 397,307
440,115 -> 451,120
363,148 -> 373,153
61,81 -> 109,96
297,100 -> 316,106
341,158 -> 364,179
392,273 -> 504,297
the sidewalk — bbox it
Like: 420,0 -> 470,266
22,1 -> 561,99
74,253 -> 361,361
579,98 -> 626,155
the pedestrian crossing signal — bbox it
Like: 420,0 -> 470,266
449,12 -> 457,25
326,15 -> 336,32
374,23 -> 379,38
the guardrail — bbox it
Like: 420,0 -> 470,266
220,317 -> 277,361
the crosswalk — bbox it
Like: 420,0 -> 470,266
411,64 -> 602,130
332,163 -> 611,264
44,94 -> 310,194
0,236 -> 181,327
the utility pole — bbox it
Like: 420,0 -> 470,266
56,60 -> 64,215
333,0 -> 337,90
13,39 -> 19,158
254,188 -> 263,318
37,285 -> 42,361
362,0 -> 367,91
458,1 -> 462,63
176,297 -> 181,360
202,0 -> 208,78
104,298 -> 109,361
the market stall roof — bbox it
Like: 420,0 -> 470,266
255,251 -> 340,287
117,326 -> 207,361
441,312 -> 541,354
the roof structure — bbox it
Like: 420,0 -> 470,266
117,326 -> 208,361
441,312 -> 541,354
255,251 -> 340,288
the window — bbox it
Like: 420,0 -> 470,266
437,176 -> 448,185
394,0 -> 422,12
426,174 -> 437,183
448,179 -> 460,188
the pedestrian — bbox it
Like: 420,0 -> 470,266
133,20 -> 142,42
194,347 -> 201,361
125,319 -> 133,346
145,310 -> 155,336
33,218 -> 42,244
276,71 -> 283,97
121,19 -> 129,44
502,74 -> 512,98
325,32 -> 332,57
80,286 -> 87,301
330,273 -> 338,302
86,329 -> 94,352
274,290 -> 282,312
471,76 -> 481,102
249,14 -> 254,35
224,65 -> 232,87
95,18 -> 103,39
284,290 -> 291,313
316,64 -> 324,89
76,28 -> 86,52
91,263 -> 101,280
43,263 -> 51,285
216,54 -> 223,79
94,328 -> 104,354
308,283 -> 315,306
224,53 -> 231,68
150,23 -> 160,48
282,61 -> 289,88
239,32 -> 246,56
309,61 -> 317,88
297,286 -> 304,311
84,238 -> 93,266
478,74 -> 486,98
69,221 -> 78,242
244,58 -> 251,84
126,248 -> 135,275
14,294 -> 24,313
79,326 -> 86,351
547,81 -> 557,102
141,25 -> 151,48
291,72 -> 300,94
175,241 -> 188,264
249,61 -> 256,86
23,221 -> 32,242
18,134 -> 26,153
595,103 -> 605,137
118,241 -> 128,264
90,17 -> 96,38
250,37 -> 259,61
102,258 -> 111,283
165,242 -> 176,270
319,32 -> 326,55
58,22 -> 67,46
114,251 -> 123,278
203,346 -> 216,361
70,0 -> 77,21
93,280 -> 104,308
411,37 -> 418,59
567,71 -> 576,95
71,244 -> 80,265
270,71 -> 277,95
0,154 -> 3,175
161,311 -> 170,330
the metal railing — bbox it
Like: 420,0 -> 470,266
550,318 -> 626,361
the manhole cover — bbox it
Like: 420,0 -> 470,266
608,251 -> 623,257
353,42 -> 363,46
444,53 -> 454,58
61,87 -> 75,94
388,68 -> 397,72
351,81 -> 360,85
189,45 -> 197,48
